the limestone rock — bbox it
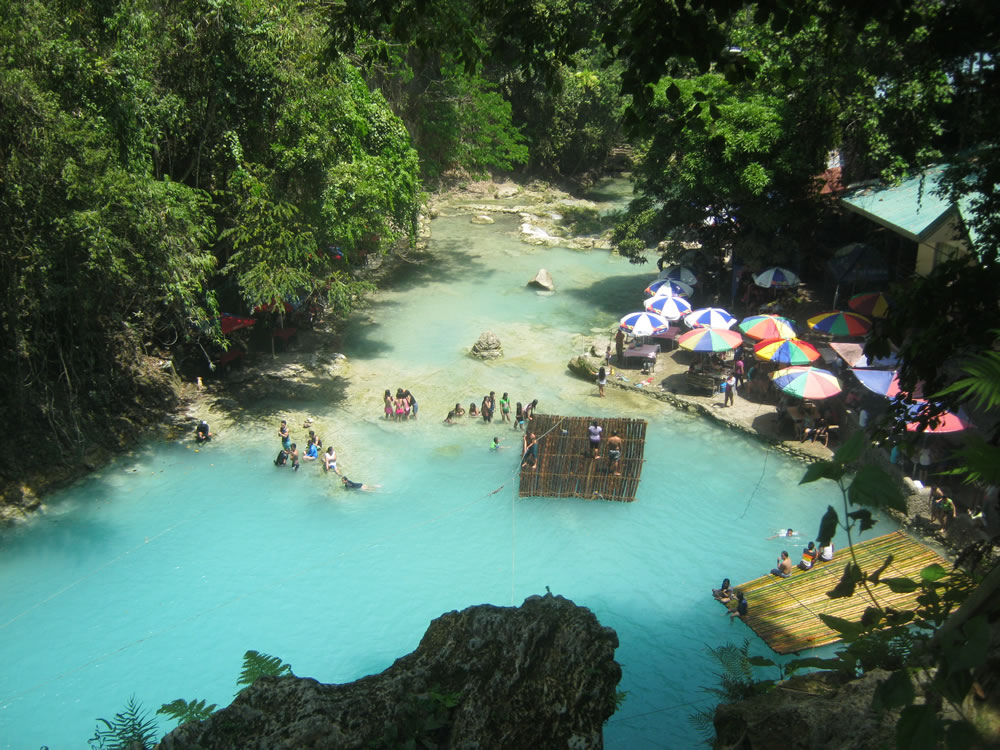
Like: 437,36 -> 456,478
568,355 -> 598,380
528,268 -> 555,291
470,331 -> 503,360
160,594 -> 621,750
494,183 -> 520,199
520,222 -> 561,246
470,214 -> 495,225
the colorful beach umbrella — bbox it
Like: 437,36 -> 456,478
677,327 -> 743,352
754,267 -> 800,289
738,314 -> 797,341
658,265 -> 698,285
645,278 -> 693,298
851,369 -> 924,399
644,294 -> 692,320
754,338 -> 821,366
684,307 -> 737,329
848,292 -> 891,319
904,401 -> 969,433
807,311 -> 872,337
770,366 -> 843,400
619,311 -> 671,337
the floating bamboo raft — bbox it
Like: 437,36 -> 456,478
723,531 -> 951,654
518,414 -> 647,502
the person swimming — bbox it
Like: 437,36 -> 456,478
491,436 -> 503,451
341,476 -> 379,491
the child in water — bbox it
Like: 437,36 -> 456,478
514,402 -> 524,430
499,392 -> 511,423
491,436 -> 503,451
469,402 -> 478,417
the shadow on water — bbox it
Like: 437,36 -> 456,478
375,241 -> 496,295
563,272 -> 656,316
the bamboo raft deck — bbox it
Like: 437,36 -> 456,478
722,531 -> 950,654
518,414 -> 647,502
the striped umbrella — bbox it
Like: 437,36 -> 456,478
645,278 -> 693,298
644,294 -> 692,320
619,311 -> 671,337
658,265 -> 698,285
754,266 -> 800,288
677,327 -> 743,352
754,338 -> 821,366
738,314 -> 797,341
807,311 -> 872,337
770,366 -> 843,399
684,307 -> 737,329
904,401 -> 969,433
849,292 -> 891,319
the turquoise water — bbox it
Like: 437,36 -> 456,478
0,186 -> 894,748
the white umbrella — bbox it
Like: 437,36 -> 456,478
658,265 -> 698,286
754,267 -> 800,288
645,278 -> 693,297
619,311 -> 672,337
644,295 -> 692,321
684,307 -> 737,329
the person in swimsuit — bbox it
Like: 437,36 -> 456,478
713,578 -> 734,603
288,444 -> 300,472
395,392 -> 407,422
514,402 -> 524,430
303,441 -> 318,460
729,591 -> 748,620
523,399 -> 538,423
770,551 -> 793,578
341,476 -> 379,491
490,436 -> 503,451
597,367 -> 607,397
405,390 -> 418,419
384,390 -> 393,420
469,402 -> 478,417
499,393 -> 511,423
588,420 -> 602,459
607,431 -> 623,475
481,394 -> 492,423
278,420 -> 290,450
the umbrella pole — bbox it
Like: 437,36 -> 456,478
832,283 -> 839,310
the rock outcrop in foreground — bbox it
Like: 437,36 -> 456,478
160,594 -> 621,750
470,330 -> 503,359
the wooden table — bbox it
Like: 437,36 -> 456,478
624,344 -> 658,369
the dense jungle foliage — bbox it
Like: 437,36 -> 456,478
2,0 -> 998,500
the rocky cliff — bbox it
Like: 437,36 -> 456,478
159,593 -> 621,749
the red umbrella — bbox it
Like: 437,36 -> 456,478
904,402 -> 970,433
848,292 -> 891,319
254,301 -> 294,314
220,314 -> 256,335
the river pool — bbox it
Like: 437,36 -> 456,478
0,186 -> 884,749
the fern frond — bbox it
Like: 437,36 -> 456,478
89,695 -> 159,750
236,649 -> 293,693
157,698 -> 218,726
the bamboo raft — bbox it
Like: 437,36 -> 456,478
722,531 -> 951,654
518,414 -> 647,502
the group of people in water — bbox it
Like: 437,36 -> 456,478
445,395 -> 538,429
384,389 -> 418,421
271,418 -> 376,490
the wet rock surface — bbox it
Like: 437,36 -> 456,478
470,330 -> 503,360
160,594 -> 621,750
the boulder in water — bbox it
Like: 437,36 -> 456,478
470,331 -> 503,360
470,214 -> 495,225
527,268 -> 555,291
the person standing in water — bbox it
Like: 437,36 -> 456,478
597,366 -> 607,397
499,392 -> 511,423
514,402 -> 524,430
278,420 -> 290,451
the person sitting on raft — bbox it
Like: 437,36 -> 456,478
818,541 -> 835,562
729,591 -> 748,620
797,542 -> 817,570
770,551 -> 794,578
713,578 -> 734,603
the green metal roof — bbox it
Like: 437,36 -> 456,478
841,166 -> 960,243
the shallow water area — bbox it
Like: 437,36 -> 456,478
0,180 -> 896,749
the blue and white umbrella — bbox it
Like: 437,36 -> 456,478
684,307 -> 737,329
644,294 -> 692,321
645,278 -> 693,298
754,266 -> 800,289
658,265 -> 698,286
619,311 -> 672,337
